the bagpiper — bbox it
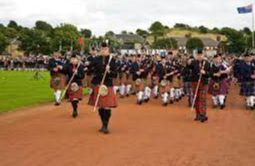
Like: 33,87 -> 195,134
64,54 -> 85,118
189,50 -> 211,122
88,42 -> 118,134
238,53 -> 255,110
208,54 -> 230,109
48,52 -> 66,106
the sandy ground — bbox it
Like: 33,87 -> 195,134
1,86 -> 255,166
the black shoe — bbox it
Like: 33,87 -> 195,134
144,99 -> 149,103
137,100 -> 143,105
169,100 -> 174,104
200,115 -> 208,123
220,104 -> 225,110
72,110 -> 78,118
54,102 -> 60,106
126,94 -> 130,97
163,103 -> 168,107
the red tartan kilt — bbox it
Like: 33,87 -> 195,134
192,82 -> 207,113
68,86 -> 83,101
89,86 -> 117,108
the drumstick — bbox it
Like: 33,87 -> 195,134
60,61 -> 81,102
93,55 -> 113,112
191,60 -> 206,112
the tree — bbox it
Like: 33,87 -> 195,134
152,38 -> 178,49
7,20 -> 18,30
81,29 -> 92,38
186,37 -> 204,53
35,20 -> 53,32
19,28 -> 53,55
0,32 -> 8,54
105,31 -> 115,38
136,29 -> 149,38
198,26 -> 209,33
174,23 -> 191,29
220,27 -> 246,53
52,24 -> 80,52
149,21 -> 165,42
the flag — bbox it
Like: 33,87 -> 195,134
237,4 -> 253,14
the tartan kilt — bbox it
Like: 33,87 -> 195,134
119,73 -> 127,84
126,73 -> 133,85
240,81 -> 255,96
68,86 -> 83,101
84,74 -> 92,88
113,75 -> 119,86
146,76 -> 152,87
50,73 -> 66,90
135,79 -> 145,91
183,82 -> 193,96
159,80 -> 171,94
208,79 -> 228,96
192,82 -> 207,113
88,86 -> 117,108
172,76 -> 179,88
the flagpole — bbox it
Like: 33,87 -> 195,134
252,3 -> 255,48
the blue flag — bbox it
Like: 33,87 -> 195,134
237,4 -> 253,14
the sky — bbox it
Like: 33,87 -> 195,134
0,0 -> 253,35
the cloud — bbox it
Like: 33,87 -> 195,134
0,0 -> 253,35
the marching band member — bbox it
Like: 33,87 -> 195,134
64,55 -> 85,118
238,53 -> 255,110
88,42 -> 117,134
181,56 -> 194,107
48,52 -> 66,106
208,55 -> 229,109
131,55 -> 145,105
85,47 -> 97,93
189,50 -> 211,122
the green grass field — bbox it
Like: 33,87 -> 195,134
0,71 -> 53,113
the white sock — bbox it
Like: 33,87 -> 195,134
153,86 -> 159,97
126,84 -> 132,95
162,92 -> 169,103
246,97 -> 251,107
170,88 -> 175,100
137,91 -> 144,101
120,84 -> 125,96
212,96 -> 218,106
250,96 -> 255,107
218,95 -> 225,105
143,87 -> 151,100
56,90 -> 62,103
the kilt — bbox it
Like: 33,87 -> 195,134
183,82 -> 193,96
84,74 -> 92,88
192,82 -> 207,113
159,80 -> 171,94
119,73 -> 127,84
68,86 -> 83,101
208,79 -> 228,96
172,76 -> 179,88
126,73 -> 133,85
88,86 -> 117,108
50,73 -> 66,90
135,79 -> 145,91
240,81 -> 255,96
